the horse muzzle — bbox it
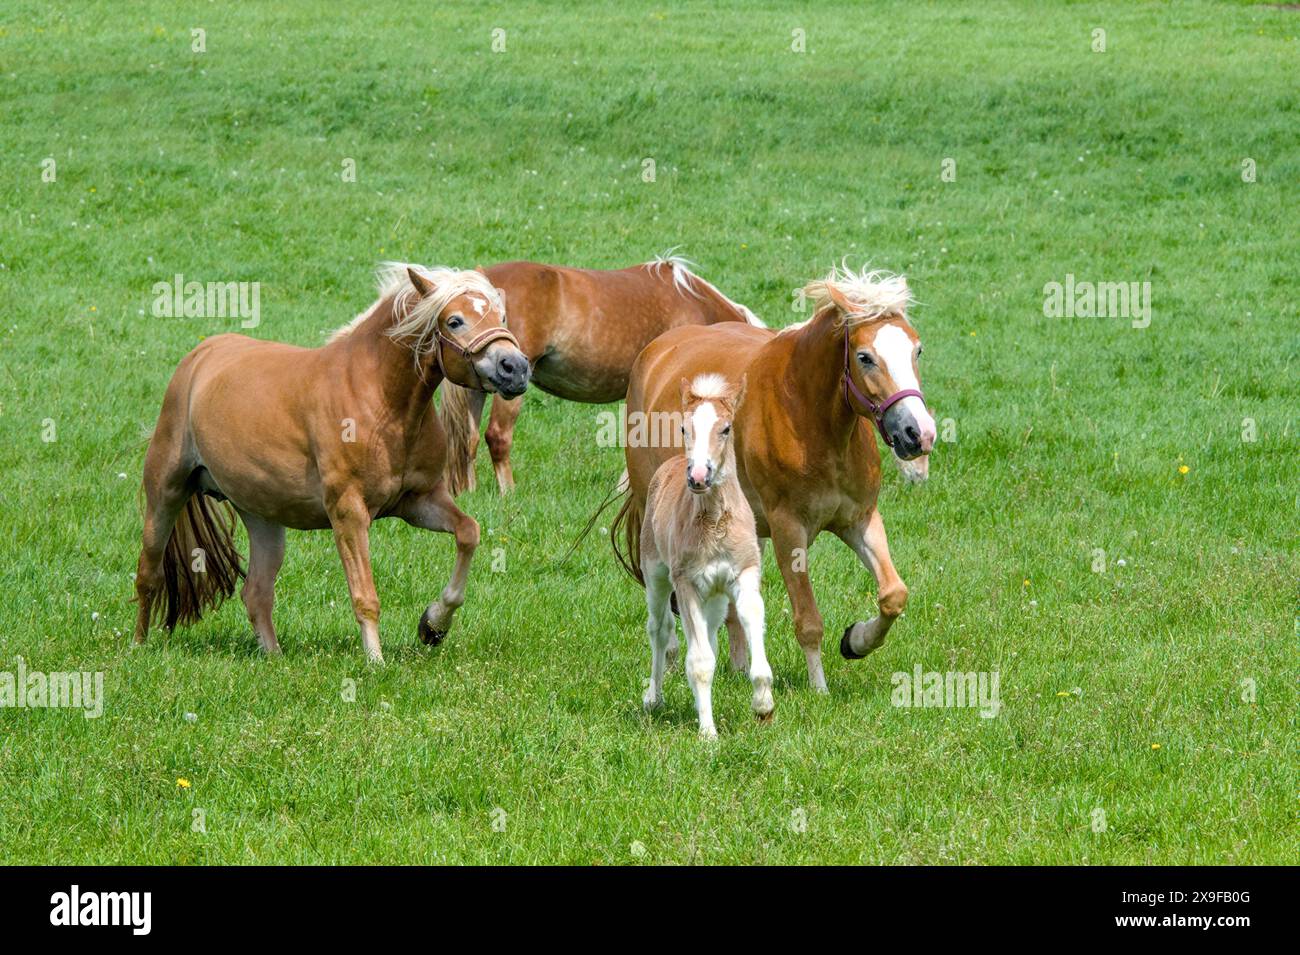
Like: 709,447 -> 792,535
882,403 -> 935,460
485,350 -> 530,398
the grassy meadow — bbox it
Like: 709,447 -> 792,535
0,1 -> 1296,864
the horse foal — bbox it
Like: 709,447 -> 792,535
639,373 -> 773,738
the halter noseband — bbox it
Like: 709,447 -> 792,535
432,321 -> 520,390
841,328 -> 925,448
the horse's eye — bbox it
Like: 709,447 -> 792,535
721,425 -> 731,436
447,315 -> 464,329
857,352 -> 875,367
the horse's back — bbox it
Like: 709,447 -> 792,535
485,261 -> 750,402
632,323 -> 774,413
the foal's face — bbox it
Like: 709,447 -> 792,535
679,375 -> 746,493
440,291 -> 531,398
847,318 -> 936,460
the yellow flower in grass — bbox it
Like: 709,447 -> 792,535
1150,744 -> 1161,751
176,778 -> 191,789
1178,465 -> 1189,475
1056,691 -> 1071,697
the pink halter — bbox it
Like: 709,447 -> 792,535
841,329 -> 924,448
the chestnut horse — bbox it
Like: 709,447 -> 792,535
438,254 -> 763,495
612,266 -> 936,691
133,264 -> 530,662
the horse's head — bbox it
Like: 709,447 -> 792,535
404,267 -> 530,398
810,270 -> 936,463
678,372 -> 746,493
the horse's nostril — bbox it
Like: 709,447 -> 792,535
499,357 -> 515,374
904,424 -> 920,441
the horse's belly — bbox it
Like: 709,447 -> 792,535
530,350 -> 629,403
197,455 -> 330,530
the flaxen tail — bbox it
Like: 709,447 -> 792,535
155,493 -> 244,631
609,489 -> 645,586
439,382 -> 479,496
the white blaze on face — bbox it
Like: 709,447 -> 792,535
468,295 -> 488,317
872,323 -> 936,449
687,401 -> 717,484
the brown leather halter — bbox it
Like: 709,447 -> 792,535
432,319 -> 521,390
841,328 -> 925,448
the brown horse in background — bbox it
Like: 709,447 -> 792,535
133,264 -> 529,663
438,254 -> 763,495
612,266 -> 936,691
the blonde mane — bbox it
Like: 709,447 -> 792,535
647,250 -> 765,327
328,262 -> 505,353
802,264 -> 912,327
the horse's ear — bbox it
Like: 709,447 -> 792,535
407,267 -> 435,298
826,283 -> 856,316
679,376 -> 693,407
732,373 -> 748,410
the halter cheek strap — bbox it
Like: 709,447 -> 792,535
433,323 -> 521,390
842,329 -> 925,448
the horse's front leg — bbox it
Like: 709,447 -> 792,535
398,484 -> 480,646
768,509 -> 828,692
834,508 -> 908,660
732,567 -> 774,720
675,578 -> 720,739
328,491 -> 384,663
485,393 -> 523,495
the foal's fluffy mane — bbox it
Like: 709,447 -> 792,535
647,250 -> 765,327
328,263 -> 505,353
803,264 -> 913,327
689,372 -> 730,400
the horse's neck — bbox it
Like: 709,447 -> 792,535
776,310 -> 859,444
333,296 -> 444,419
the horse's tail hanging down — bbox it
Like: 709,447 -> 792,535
609,484 -> 646,586
154,493 -> 244,631
439,382 -> 479,496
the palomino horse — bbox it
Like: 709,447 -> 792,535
612,266 -> 936,691
640,373 -> 773,737
133,264 -> 530,662
438,254 -> 763,495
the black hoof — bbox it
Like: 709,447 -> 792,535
840,624 -> 867,660
418,613 -> 447,647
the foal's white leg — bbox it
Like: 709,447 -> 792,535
678,582 -> 720,739
734,567 -> 773,719
643,562 -> 673,712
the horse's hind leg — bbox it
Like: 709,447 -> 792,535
239,511 -> 286,655
398,484 -> 480,646
643,561 -> 674,712
485,394 -> 522,494
724,602 -> 748,672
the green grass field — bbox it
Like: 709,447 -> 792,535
1,1 -> 1295,864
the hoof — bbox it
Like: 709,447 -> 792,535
840,620 -> 887,660
418,611 -> 448,647
756,710 -> 775,724
840,624 -> 867,660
